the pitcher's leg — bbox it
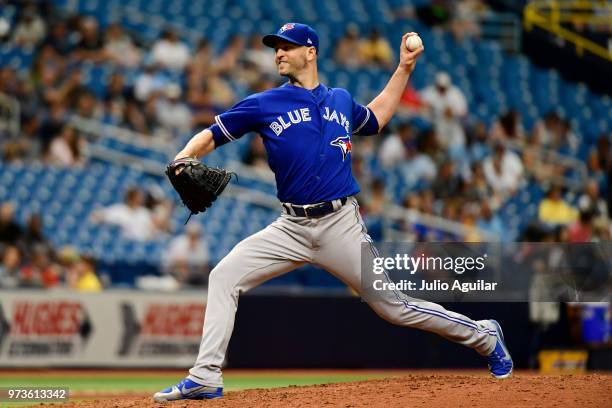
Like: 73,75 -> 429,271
314,199 -> 497,355
188,218 -> 311,387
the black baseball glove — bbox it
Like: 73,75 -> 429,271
165,158 -> 233,218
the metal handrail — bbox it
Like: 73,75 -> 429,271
384,205 -> 501,243
524,1 -> 612,61
499,138 -> 588,190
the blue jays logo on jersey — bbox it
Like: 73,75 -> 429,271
330,136 -> 352,161
279,23 -> 295,33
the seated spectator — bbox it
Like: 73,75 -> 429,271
0,245 -> 21,288
397,83 -> 424,117
46,125 -> 87,167
532,111 -> 562,149
189,38 -> 214,78
567,209 -> 594,243
91,187 -> 158,241
20,213 -> 48,256
538,185 -> 578,226
103,23 -> 141,67
359,28 -> 393,69
482,143 -> 524,199
151,28 -> 191,71
335,25 -> 364,68
399,129 -> 439,183
243,34 -> 277,75
43,20 -> 73,56
11,6 -> 46,48
163,223 -> 210,287
421,72 -> 467,155
0,202 -> 22,244
578,179 -> 608,221
134,59 -> 169,102
378,122 -> 415,169
243,135 -> 270,171
432,161 -> 461,200
213,34 -> 246,75
450,0 -> 487,41
462,163 -> 491,204
19,244 -> 61,288
73,16 -> 105,62
490,110 -> 525,142
155,83 -> 193,138
476,200 -> 506,241
60,247 -> 102,292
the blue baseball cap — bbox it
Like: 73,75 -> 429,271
262,23 -> 319,52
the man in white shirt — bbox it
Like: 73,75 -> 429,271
163,223 -> 210,286
151,29 -> 191,71
91,188 -> 156,240
421,72 -> 467,152
483,143 -> 524,199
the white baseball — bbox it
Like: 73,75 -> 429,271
405,35 -> 422,51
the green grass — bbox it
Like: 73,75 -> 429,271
0,372 -> 385,392
0,371 -> 388,406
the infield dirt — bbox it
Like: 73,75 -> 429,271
30,372 -> 611,408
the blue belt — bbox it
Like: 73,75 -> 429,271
282,197 -> 348,218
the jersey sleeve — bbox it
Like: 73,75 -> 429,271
351,98 -> 379,136
209,95 -> 261,148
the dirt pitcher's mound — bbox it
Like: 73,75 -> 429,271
35,373 -> 611,408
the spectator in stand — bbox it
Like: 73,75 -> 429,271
476,200 -> 506,241
243,34 -> 277,75
567,209 -> 594,243
431,161 -> 461,201
243,135 -> 270,171
359,28 -> 394,69
490,110 -> 525,143
43,20 -> 73,55
399,129 -> 438,184
378,122 -> 415,169
155,83 -> 193,138
20,213 -> 48,256
103,23 -> 141,67
0,245 -> 21,288
421,72 -> 467,156
578,179 -> 608,221
103,73 -> 128,125
134,59 -> 168,102
123,95 -> 150,134
163,223 -> 210,287
19,244 -> 61,288
532,111 -> 562,149
397,83 -> 424,118
73,16 -> 105,62
60,247 -> 102,292
75,90 -> 102,120
450,0 -> 487,41
189,38 -> 214,77
91,187 -> 158,241
538,184 -> 578,226
11,6 -> 46,48
482,143 -> 524,200
462,163 -> 492,203
335,25 -> 364,68
0,202 -> 22,245
206,73 -> 236,109
46,124 -> 87,167
213,34 -> 246,75
151,28 -> 191,71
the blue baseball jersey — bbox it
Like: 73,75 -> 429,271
208,83 -> 379,205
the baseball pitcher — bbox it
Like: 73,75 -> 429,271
155,23 -> 513,402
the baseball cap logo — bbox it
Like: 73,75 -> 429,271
279,23 -> 295,33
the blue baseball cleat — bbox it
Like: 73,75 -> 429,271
153,378 -> 223,402
487,320 -> 513,379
